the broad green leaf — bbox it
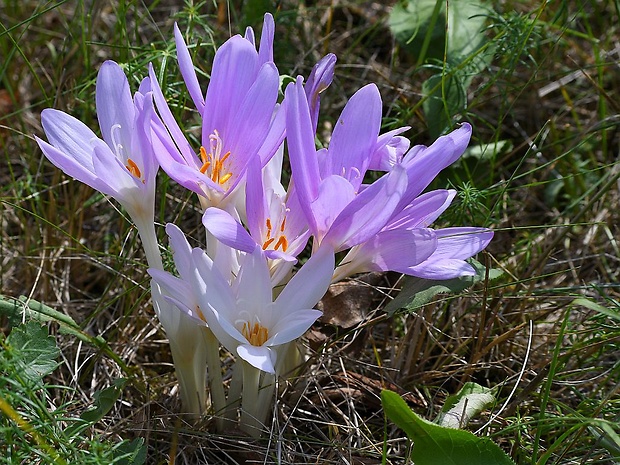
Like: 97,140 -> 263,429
5,321 -> 60,384
66,378 -> 129,437
389,0 -> 491,62
114,438 -> 147,465
389,0 -> 445,62
81,378 -> 128,424
436,382 -> 496,428
385,259 -> 502,316
422,73 -> 467,139
382,390 -> 516,465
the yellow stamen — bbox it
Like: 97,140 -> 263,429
218,172 -> 233,184
280,217 -> 286,232
242,321 -> 269,346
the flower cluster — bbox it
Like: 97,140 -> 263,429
36,14 -> 493,435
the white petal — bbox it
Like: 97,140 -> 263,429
267,309 -> 322,347
237,344 -> 276,374
275,244 -> 334,312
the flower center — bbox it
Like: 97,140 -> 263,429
110,124 -> 145,184
262,217 -> 289,252
241,321 -> 269,346
199,130 -> 233,186
262,198 -> 290,252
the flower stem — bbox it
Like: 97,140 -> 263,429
255,372 -> 275,429
204,327 -> 227,430
241,361 -> 262,438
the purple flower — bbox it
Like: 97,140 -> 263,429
285,77 -> 409,251
333,189 -> 494,281
149,16 -> 281,209
36,61 -> 158,224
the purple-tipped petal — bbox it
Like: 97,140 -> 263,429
285,78 -> 322,235
399,123 -> 472,208
409,259 -> 477,279
91,140 -> 141,198
96,61 -> 135,151
257,13 -> 275,66
203,208 -> 257,253
431,227 -> 494,260
325,164 -> 408,251
36,136 -> 99,188
244,155 -> 267,240
174,23 -> 206,114
310,175 -> 356,239
223,62 -> 279,186
148,64 -> 197,165
406,227 -> 494,279
305,53 -> 336,130
387,189 -> 456,230
352,228 -> 437,273
326,84 -> 382,188
202,36 -> 259,139
369,126 -> 411,171
40,109 -> 98,170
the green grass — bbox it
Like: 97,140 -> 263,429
1,0 -> 619,463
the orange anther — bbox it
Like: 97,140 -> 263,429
274,236 -> 288,252
126,158 -> 142,179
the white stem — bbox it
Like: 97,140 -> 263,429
241,361 -> 262,438
255,372 -> 276,429
204,327 -> 227,430
134,214 -> 207,417
225,360 -> 243,422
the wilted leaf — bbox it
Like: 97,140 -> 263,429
436,382 -> 496,428
382,390 -> 516,465
317,273 -> 383,328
